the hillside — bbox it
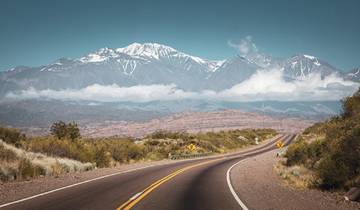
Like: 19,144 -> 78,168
281,87 -> 360,189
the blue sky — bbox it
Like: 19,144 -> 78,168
1,0 -> 359,71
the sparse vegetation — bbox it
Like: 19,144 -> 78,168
283,87 -> 360,190
0,122 -> 276,183
0,126 -> 25,147
0,140 -> 93,182
50,121 -> 81,141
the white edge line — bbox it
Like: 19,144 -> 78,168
0,134 -> 285,209
226,158 -> 249,210
0,163 -> 162,208
0,150 -> 225,209
226,134 -> 292,210
0,150 -> 214,209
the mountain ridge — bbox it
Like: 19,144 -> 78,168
0,42 -> 358,98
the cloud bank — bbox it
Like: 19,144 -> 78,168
5,69 -> 359,102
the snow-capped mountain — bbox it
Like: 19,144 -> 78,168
0,43 -> 255,96
0,42 -> 350,98
346,68 -> 360,82
77,43 -> 224,73
242,51 -> 275,68
282,54 -> 338,80
1,42 -> 358,126
206,55 -> 259,90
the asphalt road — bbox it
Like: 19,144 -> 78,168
1,134 -> 295,210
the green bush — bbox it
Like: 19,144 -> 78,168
317,155 -> 350,189
285,138 -> 309,166
285,88 -> 360,189
94,146 -> 111,168
50,121 -> 81,141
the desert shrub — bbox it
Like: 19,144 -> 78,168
50,121 -> 81,141
22,137 -> 95,163
145,139 -> 161,146
67,122 -> 81,141
341,88 -> 360,118
0,167 -> 18,182
50,121 -> 67,139
306,139 -> 326,165
303,122 -> 327,135
285,138 -> 309,166
0,144 -> 19,181
1,139 -> 94,180
145,151 -> 165,161
18,158 -> 45,180
317,155 -> 351,189
148,130 -> 188,140
317,125 -> 360,188
0,144 -> 18,162
94,145 -> 111,168
0,126 -> 25,147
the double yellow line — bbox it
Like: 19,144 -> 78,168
117,158 -> 221,210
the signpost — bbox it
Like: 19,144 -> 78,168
276,140 -> 285,157
187,143 -> 196,151
276,140 -> 285,148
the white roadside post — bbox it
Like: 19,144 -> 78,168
255,137 -> 259,145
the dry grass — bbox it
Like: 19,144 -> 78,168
0,140 -> 94,181
274,161 -> 317,189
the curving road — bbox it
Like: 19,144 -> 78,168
0,134 -> 295,210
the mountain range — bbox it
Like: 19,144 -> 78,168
0,43 -> 359,128
1,42 -> 358,98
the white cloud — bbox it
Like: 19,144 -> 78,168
218,69 -> 359,101
228,36 -> 258,56
5,69 -> 359,102
5,84 -> 197,103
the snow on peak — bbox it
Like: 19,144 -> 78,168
354,68 -> 360,75
303,54 -> 316,60
116,42 -> 223,71
289,54 -> 321,67
348,68 -> 360,78
302,54 -> 321,66
116,42 -> 179,60
78,47 -> 120,63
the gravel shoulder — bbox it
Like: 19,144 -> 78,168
230,149 -> 360,210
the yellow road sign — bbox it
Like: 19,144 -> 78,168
187,143 -> 196,151
276,140 -> 285,148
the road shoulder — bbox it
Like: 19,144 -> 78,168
230,149 -> 360,210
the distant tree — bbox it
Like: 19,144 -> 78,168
67,121 -> 81,141
50,121 -> 81,140
50,121 -> 67,139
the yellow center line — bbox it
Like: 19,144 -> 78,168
116,158 -> 222,210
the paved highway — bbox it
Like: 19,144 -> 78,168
1,134 -> 295,210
